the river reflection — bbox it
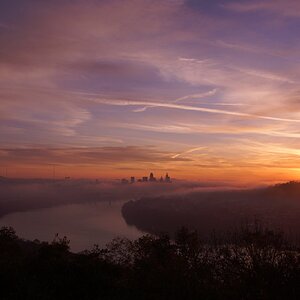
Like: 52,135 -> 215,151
0,201 -> 143,252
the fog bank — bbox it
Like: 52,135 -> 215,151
0,178 -> 219,217
122,181 -> 300,239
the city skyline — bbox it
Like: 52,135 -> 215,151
121,172 -> 172,184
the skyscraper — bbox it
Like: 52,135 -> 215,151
165,173 -> 171,183
149,172 -> 156,182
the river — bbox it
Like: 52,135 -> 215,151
0,201 -> 143,252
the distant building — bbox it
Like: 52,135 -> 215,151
165,173 -> 171,183
121,178 -> 129,184
149,172 -> 156,182
120,172 -> 172,184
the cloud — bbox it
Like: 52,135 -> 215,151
0,178 -> 201,217
224,0 -> 300,17
0,88 -> 92,143
112,123 -> 194,134
0,146 -> 190,166
172,147 -> 206,159
133,88 -> 218,112
175,89 -> 218,103
214,40 -> 300,62
0,0 -> 192,69
91,98 -> 300,123
234,68 -> 295,84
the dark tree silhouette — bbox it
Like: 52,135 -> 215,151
0,225 -> 299,299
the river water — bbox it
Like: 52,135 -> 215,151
0,201 -> 143,252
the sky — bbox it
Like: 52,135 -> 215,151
1,0 -> 300,183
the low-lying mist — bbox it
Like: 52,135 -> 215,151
0,178 -> 216,217
3,177 -> 300,242
122,181 -> 300,240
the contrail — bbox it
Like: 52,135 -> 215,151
90,98 -> 300,123
133,89 -> 217,113
174,89 -> 217,102
172,147 -> 206,159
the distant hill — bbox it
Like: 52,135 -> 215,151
122,181 -> 300,239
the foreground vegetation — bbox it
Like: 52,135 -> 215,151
0,225 -> 299,300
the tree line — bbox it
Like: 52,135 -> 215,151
0,224 -> 299,299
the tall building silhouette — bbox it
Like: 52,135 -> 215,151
149,172 -> 156,182
165,173 -> 171,183
120,172 -> 172,184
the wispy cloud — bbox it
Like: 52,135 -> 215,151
215,40 -> 300,62
224,0 -> 300,17
234,68 -> 296,84
91,98 -> 300,123
174,89 -> 217,102
172,147 -> 206,159
0,146 -> 191,165
133,88 -> 217,112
